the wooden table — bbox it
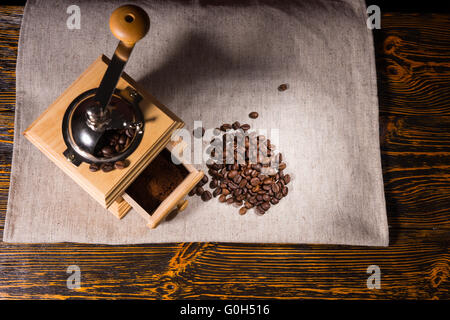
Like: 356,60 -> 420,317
0,6 -> 448,299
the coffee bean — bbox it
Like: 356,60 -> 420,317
228,181 -> 238,190
250,177 -> 260,186
261,202 -> 271,211
114,160 -> 127,169
101,146 -> 114,157
193,127 -> 205,138
118,134 -> 127,145
210,179 -> 218,189
278,83 -> 289,91
188,188 -> 196,197
125,128 -> 135,138
197,180 -> 206,188
219,194 -> 227,202
228,170 -> 238,179
239,207 -> 247,215
232,121 -> 241,130
201,175 -> 209,184
226,197 -> 234,205
272,183 -> 280,193
240,124 -> 251,131
282,186 -> 288,196
279,162 -> 287,171
101,163 -> 114,172
256,206 -> 265,214
201,191 -> 212,201
89,163 -> 100,172
249,112 -> 259,119
283,174 -> 291,185
195,186 -> 204,196
248,196 -> 257,204
213,187 -> 222,197
220,124 -> 232,131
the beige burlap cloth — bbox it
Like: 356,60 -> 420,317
3,0 -> 388,246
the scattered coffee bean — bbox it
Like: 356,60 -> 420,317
239,207 -> 247,215
228,170 -> 238,179
220,123 -> 232,131
89,163 -> 100,172
201,190 -> 212,201
193,127 -> 205,138
213,187 -> 222,197
270,198 -> 279,205
261,202 -> 271,211
210,179 -> 218,189
283,174 -> 291,185
101,163 -> 114,172
114,160 -> 128,169
249,111 -> 259,119
232,121 -> 241,130
278,83 -> 289,91
195,186 -> 204,196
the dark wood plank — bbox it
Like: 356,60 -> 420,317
0,7 -> 448,299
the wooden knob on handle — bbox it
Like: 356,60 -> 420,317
109,5 -> 150,47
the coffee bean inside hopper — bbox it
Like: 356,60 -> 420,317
89,128 -> 134,172
188,121 -> 290,215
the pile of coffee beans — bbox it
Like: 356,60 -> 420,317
189,121 -> 290,215
89,128 -> 135,172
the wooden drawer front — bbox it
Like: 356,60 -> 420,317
122,142 -> 203,228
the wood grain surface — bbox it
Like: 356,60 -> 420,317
0,6 -> 448,299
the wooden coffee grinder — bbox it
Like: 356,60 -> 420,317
23,5 -> 203,228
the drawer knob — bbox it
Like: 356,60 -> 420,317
177,199 -> 188,212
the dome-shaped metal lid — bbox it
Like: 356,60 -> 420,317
62,88 -> 144,166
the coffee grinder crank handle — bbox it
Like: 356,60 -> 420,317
87,5 -> 150,131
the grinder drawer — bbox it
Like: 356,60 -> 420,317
121,142 -> 203,229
